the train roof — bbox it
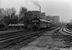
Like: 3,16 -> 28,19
40,19 -> 52,23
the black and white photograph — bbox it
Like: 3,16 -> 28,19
0,0 -> 72,50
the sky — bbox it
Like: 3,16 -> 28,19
0,0 -> 72,23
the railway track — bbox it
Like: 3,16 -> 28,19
0,29 -> 48,49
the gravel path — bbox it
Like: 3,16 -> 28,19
19,27 -> 72,50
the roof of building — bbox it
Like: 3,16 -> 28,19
8,24 -> 24,26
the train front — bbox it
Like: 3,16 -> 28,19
31,17 -> 40,31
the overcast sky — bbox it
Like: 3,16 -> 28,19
0,0 -> 72,22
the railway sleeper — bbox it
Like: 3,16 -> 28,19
0,32 -> 39,49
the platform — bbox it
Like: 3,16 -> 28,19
0,30 -> 23,34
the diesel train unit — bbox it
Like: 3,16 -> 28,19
23,13 -> 54,30
23,11 -> 55,30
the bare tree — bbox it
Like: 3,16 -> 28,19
5,8 -> 16,16
18,7 -> 27,23
0,8 -> 5,19
0,8 -> 9,29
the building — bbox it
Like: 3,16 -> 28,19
30,11 -> 60,24
40,12 -> 46,19
31,11 -> 41,18
28,10 -> 46,19
53,16 -> 60,23
69,19 -> 72,23
45,16 -> 60,24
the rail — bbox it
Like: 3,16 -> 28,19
0,29 -> 47,49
